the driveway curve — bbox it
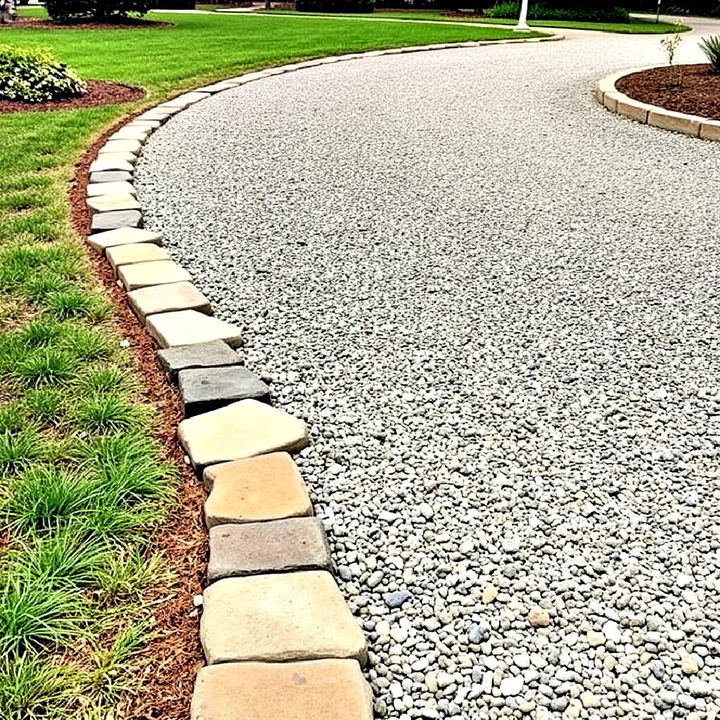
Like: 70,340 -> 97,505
137,25 -> 720,720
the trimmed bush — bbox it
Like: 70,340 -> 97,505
485,1 -> 630,22
0,45 -> 87,103
296,0 -> 374,12
46,0 -> 152,23
700,34 -> 720,72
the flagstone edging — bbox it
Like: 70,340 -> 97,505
595,65 -> 720,141
83,35 -> 562,719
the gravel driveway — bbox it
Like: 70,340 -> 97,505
137,22 -> 720,719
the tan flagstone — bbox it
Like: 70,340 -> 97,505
127,281 -> 211,319
118,260 -> 191,290
191,660 -> 373,720
203,451 -> 312,526
105,243 -> 170,272
87,227 -> 163,252
146,309 -> 242,350
200,571 -> 367,665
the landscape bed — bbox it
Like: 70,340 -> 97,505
616,64 -> 720,121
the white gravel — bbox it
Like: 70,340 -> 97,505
137,24 -> 720,719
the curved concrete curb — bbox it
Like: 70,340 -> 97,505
596,65 -> 720,141
83,36 -> 561,718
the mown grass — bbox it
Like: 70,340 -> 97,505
0,9 -> 531,718
467,14 -> 691,33
258,7 -> 691,34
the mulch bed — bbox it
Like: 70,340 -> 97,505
616,63 -> 720,121
70,119 -> 205,720
1,17 -> 170,29
0,80 -> 144,114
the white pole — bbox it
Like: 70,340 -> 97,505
514,0 -> 530,31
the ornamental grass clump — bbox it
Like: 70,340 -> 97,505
699,34 -> 720,73
0,45 -> 86,103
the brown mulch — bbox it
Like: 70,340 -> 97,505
70,119 -> 206,720
1,17 -> 170,29
616,63 -> 720,121
0,80 -> 144,114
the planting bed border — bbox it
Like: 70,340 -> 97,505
81,33 -> 562,718
596,64 -> 720,141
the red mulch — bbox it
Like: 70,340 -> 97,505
70,119 -> 206,720
617,63 -> 720,121
0,80 -> 144,114
1,16 -> 170,29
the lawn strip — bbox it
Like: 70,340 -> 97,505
257,8 -> 690,34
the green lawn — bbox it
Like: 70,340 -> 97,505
475,15 -> 691,33
0,10 -> 537,719
257,8 -> 691,34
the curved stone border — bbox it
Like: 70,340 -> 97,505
83,35 -> 562,719
596,65 -> 720,141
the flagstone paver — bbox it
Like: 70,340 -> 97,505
157,339 -> 238,377
118,259 -> 191,290
145,309 -> 243,349
203,451 -> 312,526
89,170 -> 132,184
200,571 -> 367,664
179,400 -> 308,471
100,139 -> 143,155
196,81 -> 239,93
162,91 -> 210,108
111,125 -> 153,141
133,119 -> 162,129
90,209 -> 142,232
136,109 -> 177,122
191,660 -> 373,720
87,180 -> 137,197
105,242 -> 171,272
178,365 -> 270,416
96,150 -> 137,164
89,157 -> 135,173
127,281 -> 212,320
87,227 -> 163,252
86,193 -> 141,215
190,660 -> 372,720
207,517 -> 331,580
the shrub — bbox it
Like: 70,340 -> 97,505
46,0 -> 152,23
664,0 -> 720,17
485,1 -> 630,22
700,34 -> 720,72
0,45 -> 86,103
296,0 -> 374,12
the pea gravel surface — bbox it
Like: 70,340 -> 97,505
137,24 -> 720,720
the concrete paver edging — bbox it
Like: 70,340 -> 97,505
82,35 -> 562,718
596,64 -> 720,141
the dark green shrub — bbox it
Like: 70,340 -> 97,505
485,1 -> 630,22
700,34 -> 720,71
0,45 -> 86,103
296,0 -> 374,12
155,0 -> 195,7
46,0 -> 152,23
663,0 -> 719,17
